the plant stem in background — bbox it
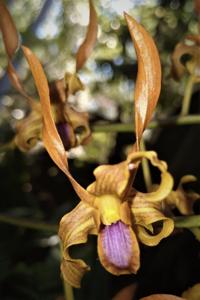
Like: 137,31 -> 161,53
140,139 -> 152,191
92,114 -> 200,133
180,74 -> 195,116
0,214 -> 58,232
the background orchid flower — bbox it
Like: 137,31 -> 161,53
171,33 -> 200,82
0,0 -> 97,152
164,175 -> 200,215
20,13 -> 174,288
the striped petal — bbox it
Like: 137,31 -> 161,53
59,201 -> 99,288
98,221 -> 140,275
131,195 -> 174,246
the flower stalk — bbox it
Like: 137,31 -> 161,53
180,74 -> 195,116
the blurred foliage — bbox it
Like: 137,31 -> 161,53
0,0 -> 200,299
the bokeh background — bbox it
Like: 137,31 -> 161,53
0,0 -> 200,299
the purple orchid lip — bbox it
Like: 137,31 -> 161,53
101,220 -> 133,269
56,122 -> 71,150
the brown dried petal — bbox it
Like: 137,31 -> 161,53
59,201 -> 98,288
182,282 -> 200,300
76,0 -> 97,71
0,0 -> 19,58
124,13 -> 161,149
22,46 -> 94,205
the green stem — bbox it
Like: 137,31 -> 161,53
60,244 -> 74,300
140,139 -> 152,192
92,114 -> 200,133
174,215 -> 200,228
180,74 -> 195,116
0,214 -> 58,232
0,213 -> 200,230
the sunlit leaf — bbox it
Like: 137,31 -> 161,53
76,0 -> 97,71
21,46 -> 94,205
124,13 -> 161,150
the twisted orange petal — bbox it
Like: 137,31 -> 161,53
132,194 -> 174,246
59,201 -> 98,288
128,151 -> 174,202
22,46 -> 94,205
76,0 -> 97,71
124,13 -> 161,150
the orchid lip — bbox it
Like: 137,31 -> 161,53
101,220 -> 133,269
56,122 -> 71,150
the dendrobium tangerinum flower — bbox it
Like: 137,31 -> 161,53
21,13 -> 175,288
0,0 -> 97,151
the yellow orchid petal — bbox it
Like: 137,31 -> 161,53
165,175 -> 200,215
128,151 -> 174,202
64,72 -> 85,96
182,282 -> 200,300
98,221 -> 140,275
87,160 -> 135,199
59,201 -> 99,288
132,195 -> 174,246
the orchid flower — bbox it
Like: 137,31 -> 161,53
0,0 -> 97,151
171,33 -> 200,82
164,175 -> 200,215
21,13 -> 174,288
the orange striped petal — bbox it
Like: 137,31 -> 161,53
59,201 -> 99,288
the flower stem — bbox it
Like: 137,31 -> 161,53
174,215 -> 200,228
0,214 -> 58,232
180,74 -> 195,116
140,139 -> 152,192
92,114 -> 200,133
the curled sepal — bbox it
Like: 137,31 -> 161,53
76,0 -> 97,71
59,201 -> 99,288
21,46 -> 94,205
171,40 -> 200,81
131,195 -> 174,246
128,151 -> 174,202
87,161 -> 135,198
165,175 -> 200,215
14,109 -> 42,151
140,295 -> 184,300
124,13 -> 161,149
98,221 -> 140,275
